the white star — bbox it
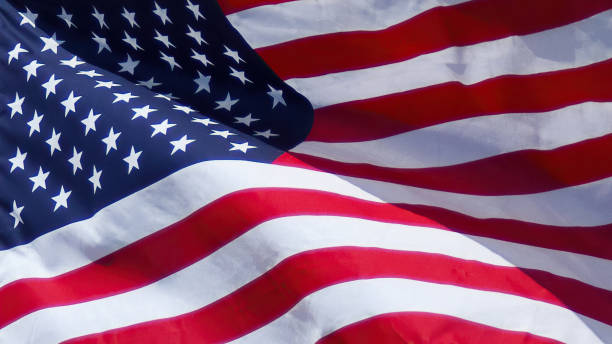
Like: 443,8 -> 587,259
194,71 -> 211,94
24,171 -> 46,193
7,93 -> 25,118
23,170 -> 43,194
40,33 -> 64,54
77,69 -> 102,78
8,43 -> 27,64
67,147 -> 83,174
92,32 -> 111,54
172,105 -> 195,115
121,7 -> 140,28
267,85 -> 286,108
150,119 -> 175,137
229,67 -> 251,85
27,110 -> 43,137
153,2 -> 173,25
186,0 -> 205,21
9,201 -> 24,229
113,92 -> 138,104
41,74 -> 63,99
89,166 -> 102,194
57,7 -> 76,28
155,93 -> 178,101
210,130 -> 236,139
230,142 -> 257,153
173,104 -> 195,114
215,92 -> 239,111
60,56 -> 85,68
137,77 -> 161,89
254,129 -> 279,139
234,113 -> 260,126
8,147 -> 27,173
122,31 -> 143,51
160,51 -> 181,71
29,167 -> 49,192
52,186 -> 71,212
94,80 -> 120,89
186,25 -> 206,45
123,146 -> 142,174
46,128 -> 61,156
118,54 -> 140,75
102,127 -> 121,154
170,135 -> 195,155
192,117 -> 217,126
223,45 -> 244,64
92,6 -> 108,29
23,60 -> 44,82
154,30 -> 175,49
60,91 -> 81,117
18,7 -> 37,28
132,105 -> 157,120
81,109 -> 101,135
191,49 -> 213,67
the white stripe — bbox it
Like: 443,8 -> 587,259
286,10 -> 612,108
340,173 -> 612,227
0,160 -> 375,289
231,279 -> 610,344
227,0 -> 469,49
4,216 -> 609,342
291,101 -> 612,168
1,160 -> 612,290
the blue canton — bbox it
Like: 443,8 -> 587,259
0,0 -> 314,248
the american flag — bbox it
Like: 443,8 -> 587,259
1,0 -> 611,342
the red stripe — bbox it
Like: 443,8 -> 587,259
308,59 -> 612,142
396,202 -> 612,261
0,188 -> 440,329
288,133 -> 612,196
218,0 -> 297,15
256,0 -> 612,80
317,312 -> 561,344
4,189 -> 610,329
278,153 -> 612,261
65,247 -> 612,343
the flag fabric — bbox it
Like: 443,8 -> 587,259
0,0 -> 611,343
